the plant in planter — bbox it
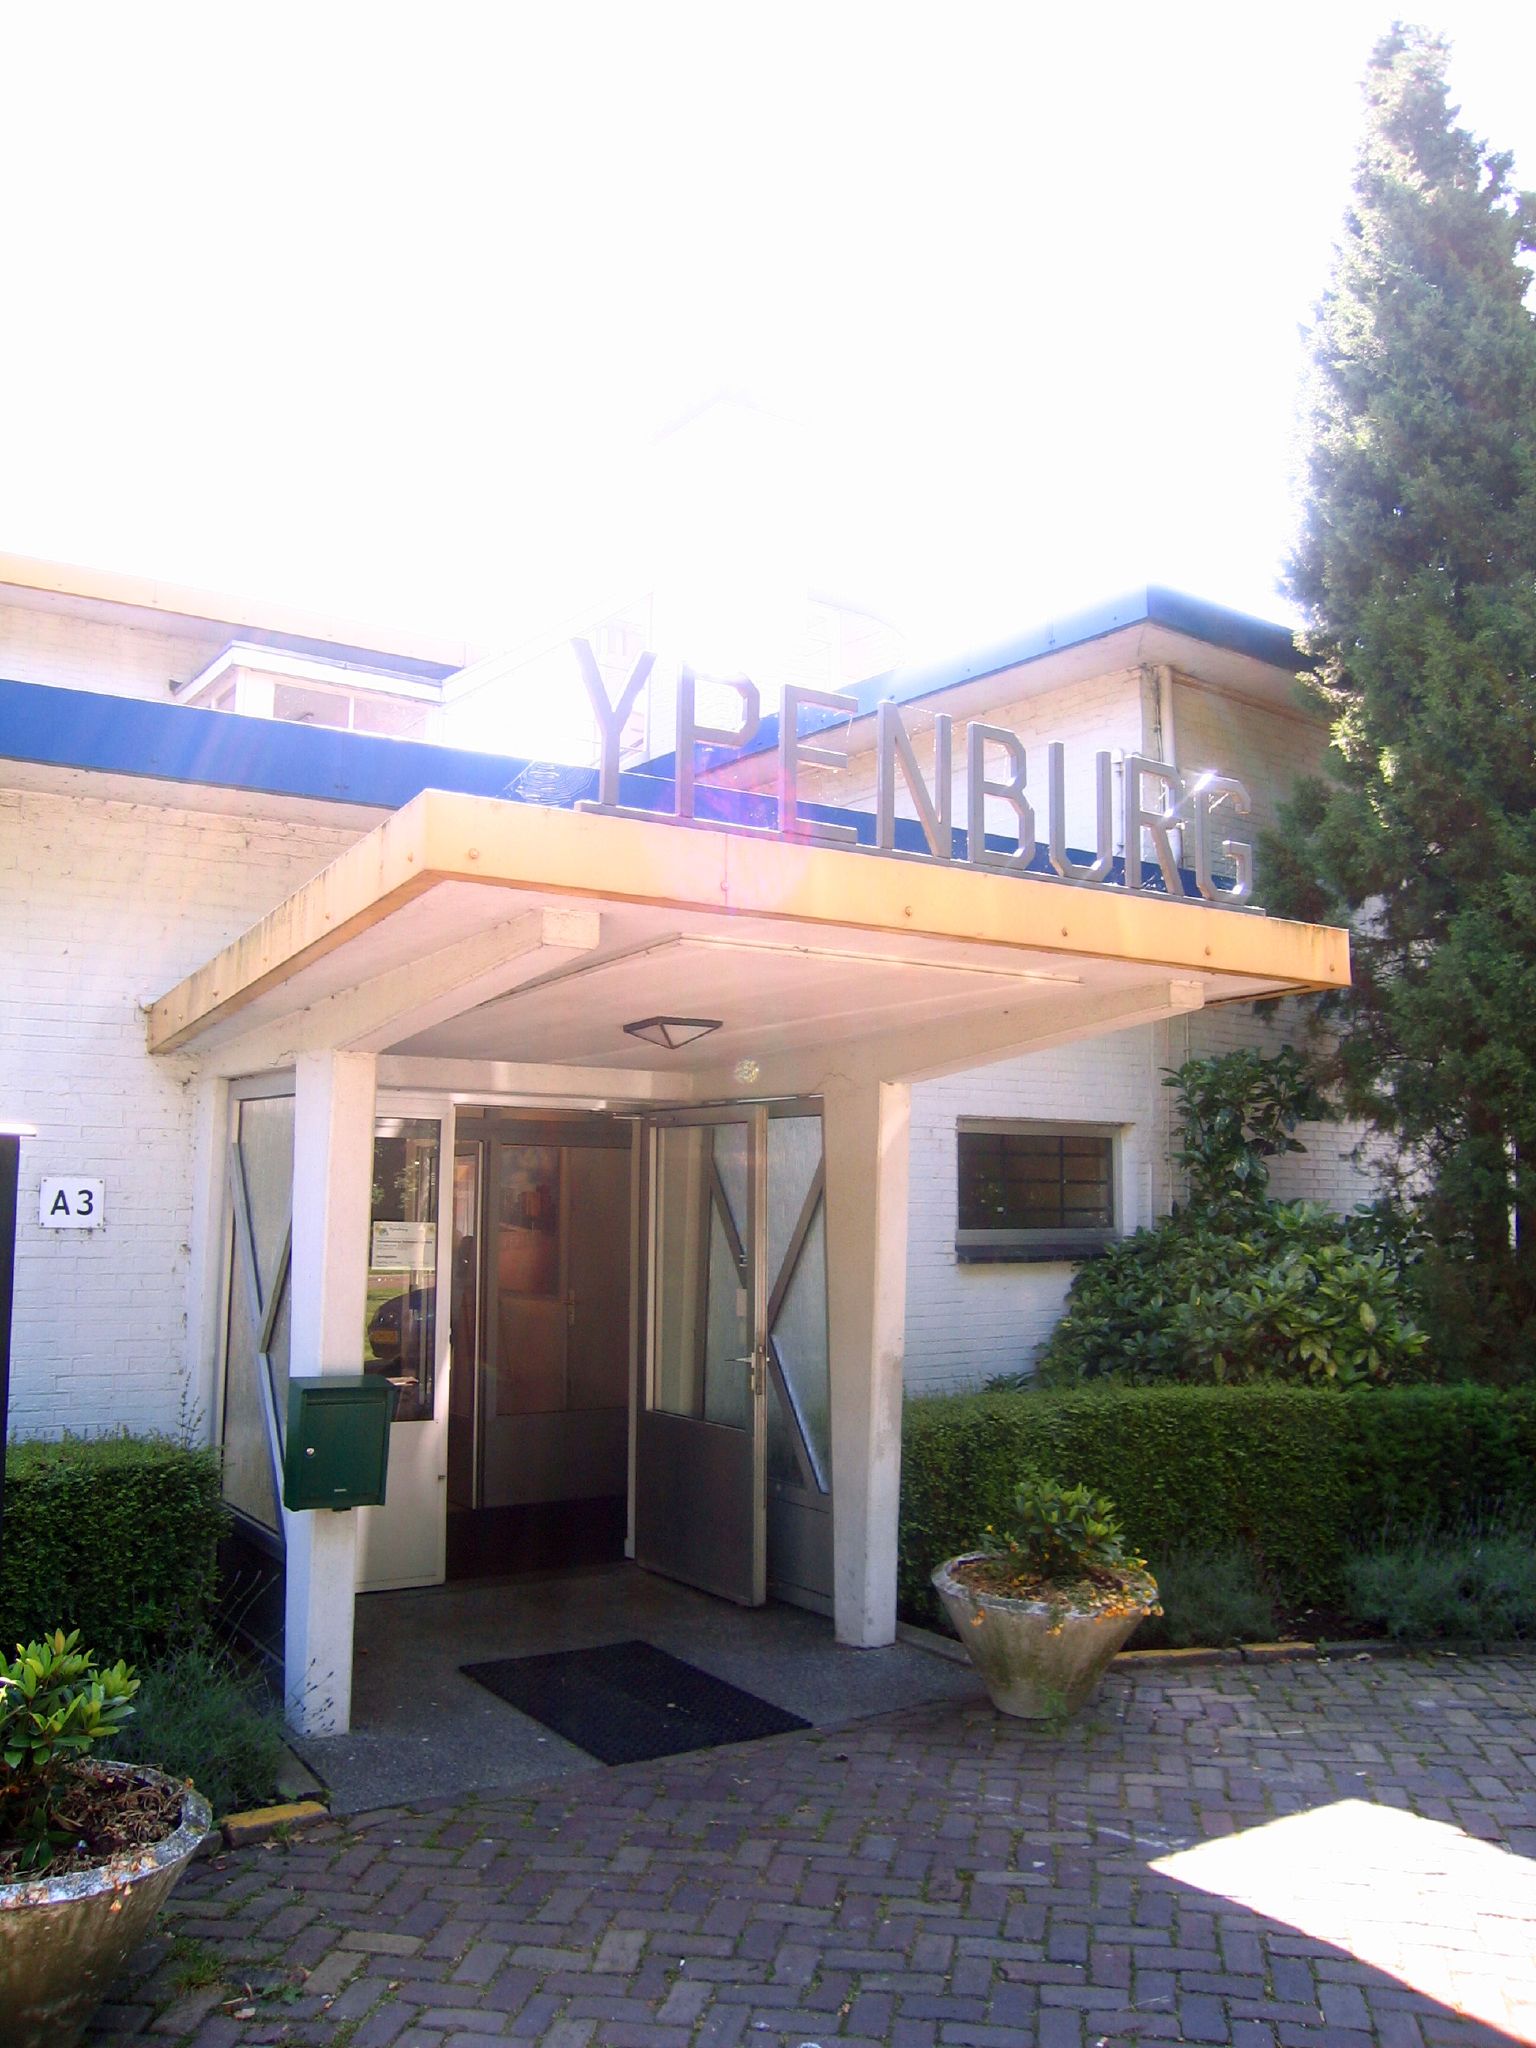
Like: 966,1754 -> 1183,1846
933,1474 -> 1160,1720
0,1629 -> 213,2048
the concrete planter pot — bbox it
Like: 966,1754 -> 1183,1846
0,1762 -> 214,2048
933,1552 -> 1160,1720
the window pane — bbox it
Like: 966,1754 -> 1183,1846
958,1128 -> 1113,1235
272,682 -> 348,728
352,694 -> 430,739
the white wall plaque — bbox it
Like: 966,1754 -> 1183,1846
370,1220 -> 436,1272
40,1178 -> 105,1229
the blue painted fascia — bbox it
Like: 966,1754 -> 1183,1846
0,675 -> 1208,895
0,678 -> 537,810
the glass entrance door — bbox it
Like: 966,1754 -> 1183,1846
635,1107 -> 767,1605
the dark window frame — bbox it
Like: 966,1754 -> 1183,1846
955,1118 -> 1119,1264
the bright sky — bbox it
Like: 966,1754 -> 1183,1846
3,2 -> 1535,670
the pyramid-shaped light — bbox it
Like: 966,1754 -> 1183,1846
622,1016 -> 723,1051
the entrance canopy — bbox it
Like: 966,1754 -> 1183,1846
148,789 -> 1349,1088
148,788 -> 1349,1733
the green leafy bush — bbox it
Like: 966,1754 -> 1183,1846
1036,1204 -> 1427,1388
1170,1045 -> 1329,1215
1037,1047 -> 1428,1388
116,1642 -> 287,1818
983,1474 -> 1140,1581
0,1436 -> 226,1664
1130,1546 -> 1278,1649
1345,1521 -> 1536,1641
0,1630 -> 139,1872
899,1381 -> 1536,1627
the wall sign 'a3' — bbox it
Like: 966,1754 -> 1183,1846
39,1178 -> 105,1229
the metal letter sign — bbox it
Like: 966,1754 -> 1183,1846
39,1178 -> 105,1229
569,639 -> 1258,909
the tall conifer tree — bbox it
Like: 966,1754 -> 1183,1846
1270,24 -> 1536,1365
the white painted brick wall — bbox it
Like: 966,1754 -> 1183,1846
903,1022 -> 1166,1396
901,677 -> 1380,1396
0,600 -> 227,700
789,667 -> 1144,850
1172,676 -> 1328,840
0,788 -> 363,1439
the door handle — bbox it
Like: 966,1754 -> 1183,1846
732,1349 -> 766,1397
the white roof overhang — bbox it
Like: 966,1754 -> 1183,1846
147,790 -> 1350,1097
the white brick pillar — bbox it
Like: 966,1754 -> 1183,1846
284,1050 -> 376,1734
822,1076 -> 911,1647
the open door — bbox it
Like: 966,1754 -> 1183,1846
635,1107 -> 767,1604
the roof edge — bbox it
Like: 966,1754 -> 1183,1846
641,584 -> 1304,775
0,550 -> 477,677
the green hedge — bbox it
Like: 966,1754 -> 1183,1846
0,1436 -> 227,1663
899,1384 -> 1536,1624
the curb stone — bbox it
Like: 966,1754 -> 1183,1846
221,1798 -> 331,1847
1115,1645 -> 1242,1668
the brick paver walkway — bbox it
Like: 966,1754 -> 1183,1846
90,1651 -> 1536,2047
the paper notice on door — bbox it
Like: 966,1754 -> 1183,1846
371,1221 -> 436,1272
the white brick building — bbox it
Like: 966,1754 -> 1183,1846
0,555 -> 1353,1729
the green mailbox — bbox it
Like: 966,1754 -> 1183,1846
283,1376 -> 398,1512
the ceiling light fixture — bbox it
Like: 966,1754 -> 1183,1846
622,1016 -> 723,1051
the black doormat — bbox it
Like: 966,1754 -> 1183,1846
460,1639 -> 811,1765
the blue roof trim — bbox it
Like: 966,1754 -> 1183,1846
0,679 -> 536,809
0,676 -> 1207,894
640,584 -> 1302,777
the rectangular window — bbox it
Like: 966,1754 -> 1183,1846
956,1120 -> 1116,1262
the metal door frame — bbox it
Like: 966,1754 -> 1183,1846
637,1104 -> 768,1604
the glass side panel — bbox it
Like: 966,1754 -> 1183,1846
221,1213 -> 279,1532
712,1121 -> 750,1242
653,1123 -> 751,1430
766,1114 -> 821,1285
701,1192 -> 750,1430
766,1370 -> 802,1486
267,1274 -> 292,1447
653,1126 -> 708,1418
769,1201 -> 830,1491
237,1095 -> 294,1304
448,1144 -> 481,1513
364,1117 -> 441,1423
450,1148 -> 481,1379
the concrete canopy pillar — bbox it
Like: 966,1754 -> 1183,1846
284,1049 -> 376,1734
821,1075 -> 911,1648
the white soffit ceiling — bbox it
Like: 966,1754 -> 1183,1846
393,929 -> 1088,1070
